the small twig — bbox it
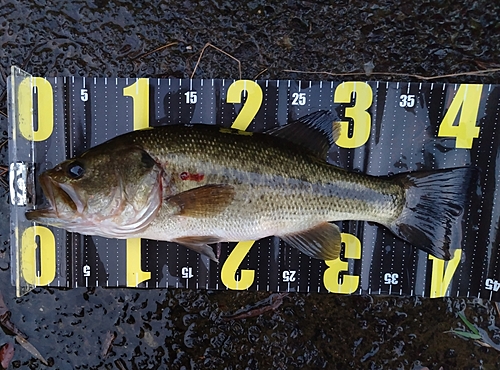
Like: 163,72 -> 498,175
254,68 -> 268,80
0,165 -> 8,189
0,65 -> 6,84
0,90 -> 6,108
476,340 -> 492,348
0,43 -> 36,107
133,41 -> 178,60
283,68 -> 500,81
191,43 -> 242,80
222,293 -> 288,320
0,140 -> 6,150
114,358 -> 127,370
0,43 -> 37,105
0,111 -> 7,118
21,46 -> 36,70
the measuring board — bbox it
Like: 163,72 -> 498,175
7,66 -> 500,299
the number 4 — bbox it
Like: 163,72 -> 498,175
437,84 -> 482,149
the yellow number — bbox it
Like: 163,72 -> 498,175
437,84 -> 482,149
126,238 -> 151,287
18,77 -> 54,141
123,78 -> 150,130
221,241 -> 255,290
226,80 -> 263,130
323,233 -> 361,294
429,249 -> 461,298
334,82 -> 372,148
221,87 -> 260,289
123,79 -> 151,286
21,226 -> 56,286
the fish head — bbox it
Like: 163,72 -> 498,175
26,144 -> 164,238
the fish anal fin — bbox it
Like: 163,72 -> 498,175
265,110 -> 341,160
279,222 -> 341,260
167,184 -> 235,218
173,236 -> 222,262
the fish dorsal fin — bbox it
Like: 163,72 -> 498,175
266,110 -> 341,160
166,184 -> 235,218
278,222 -> 341,260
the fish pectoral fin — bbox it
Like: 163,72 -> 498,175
173,236 -> 222,262
166,184 -> 236,218
279,222 -> 341,260
265,111 -> 341,160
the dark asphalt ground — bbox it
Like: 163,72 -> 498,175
1,1 -> 500,369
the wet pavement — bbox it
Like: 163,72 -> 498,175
1,0 -> 500,368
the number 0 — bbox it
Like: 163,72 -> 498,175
18,77 -> 54,141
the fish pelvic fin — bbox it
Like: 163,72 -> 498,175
172,236 -> 222,262
279,222 -> 341,260
388,167 -> 478,260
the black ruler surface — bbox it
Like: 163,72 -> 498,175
8,68 -> 500,299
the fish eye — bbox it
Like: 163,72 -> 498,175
67,161 -> 85,179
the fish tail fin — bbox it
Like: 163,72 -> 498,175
387,167 -> 477,260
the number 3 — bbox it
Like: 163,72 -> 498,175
334,82 -> 373,149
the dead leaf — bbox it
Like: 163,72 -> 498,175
0,342 -> 14,369
0,292 -> 8,317
0,292 -> 26,338
101,331 -> 117,359
15,335 -> 48,366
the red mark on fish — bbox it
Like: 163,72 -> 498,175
179,171 -> 204,182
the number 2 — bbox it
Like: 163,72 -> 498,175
226,80 -> 263,131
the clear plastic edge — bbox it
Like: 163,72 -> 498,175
8,66 -> 36,297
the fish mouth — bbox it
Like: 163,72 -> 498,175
25,173 -> 84,221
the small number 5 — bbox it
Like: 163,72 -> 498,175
81,88 -> 88,102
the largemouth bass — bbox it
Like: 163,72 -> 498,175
26,111 -> 475,261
